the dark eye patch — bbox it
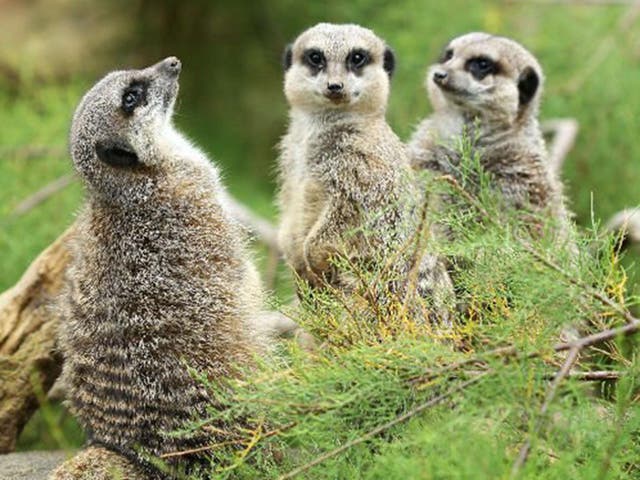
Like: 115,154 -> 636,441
465,56 -> 499,80
439,48 -> 454,63
303,48 -> 326,75
347,48 -> 371,74
121,80 -> 148,115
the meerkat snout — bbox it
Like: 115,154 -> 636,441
162,56 -> 182,74
283,23 -> 395,113
326,81 -> 345,101
432,70 -> 448,84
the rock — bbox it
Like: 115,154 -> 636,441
0,450 -> 68,480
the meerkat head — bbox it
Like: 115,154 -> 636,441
282,23 -> 395,115
70,57 -> 182,203
427,32 -> 543,125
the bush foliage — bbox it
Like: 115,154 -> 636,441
176,138 -> 640,479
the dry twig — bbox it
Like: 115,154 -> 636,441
12,174 -> 75,217
160,422 -> 297,460
410,319 -> 640,385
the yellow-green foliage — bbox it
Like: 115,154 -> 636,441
183,140 -> 639,479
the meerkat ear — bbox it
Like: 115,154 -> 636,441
95,140 -> 139,168
517,66 -> 539,106
283,44 -> 293,71
383,47 -> 396,77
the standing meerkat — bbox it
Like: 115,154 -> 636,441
409,33 -> 573,242
278,23 -> 453,321
53,57 -> 268,478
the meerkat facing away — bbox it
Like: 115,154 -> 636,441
53,57 -> 268,479
409,33 -> 573,242
278,23 -> 453,322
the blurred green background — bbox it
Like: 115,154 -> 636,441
1,0 -> 639,450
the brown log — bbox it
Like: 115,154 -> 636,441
0,227 -> 74,453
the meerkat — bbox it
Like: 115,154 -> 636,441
53,57 -> 268,479
409,32 -> 573,242
278,23 -> 453,321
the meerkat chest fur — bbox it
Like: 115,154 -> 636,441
288,112 -> 406,204
278,110 -> 412,277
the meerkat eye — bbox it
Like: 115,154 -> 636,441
465,56 -> 498,80
121,82 -> 147,115
440,48 -> 454,63
309,52 -> 322,64
347,49 -> 370,72
303,49 -> 326,72
123,92 -> 138,109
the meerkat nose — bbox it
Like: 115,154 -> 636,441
327,82 -> 344,92
161,56 -> 182,76
433,71 -> 448,84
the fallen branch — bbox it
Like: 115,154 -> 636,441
219,189 -> 280,252
0,227 -> 74,453
12,174 -> 75,217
